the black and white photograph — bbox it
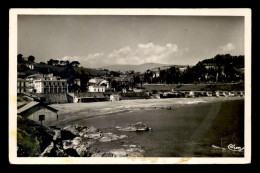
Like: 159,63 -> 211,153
9,8 -> 251,164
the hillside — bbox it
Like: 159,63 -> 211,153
19,63 -> 109,78
103,63 -> 174,73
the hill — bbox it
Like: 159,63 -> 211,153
103,63 -> 175,73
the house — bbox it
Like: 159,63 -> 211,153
17,101 -> 59,126
88,78 -> 109,88
32,74 -> 68,93
17,78 -> 29,93
26,63 -> 34,70
88,85 -> 105,92
110,94 -> 120,101
203,63 -> 217,69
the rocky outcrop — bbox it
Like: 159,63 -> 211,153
115,122 -> 151,132
99,133 -> 127,142
18,119 -> 149,157
39,124 -> 131,157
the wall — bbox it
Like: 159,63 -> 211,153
44,93 -> 68,104
66,93 -> 78,103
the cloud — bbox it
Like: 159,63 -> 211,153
219,43 -> 235,52
60,42 -> 189,68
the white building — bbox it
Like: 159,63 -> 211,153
26,73 -> 68,93
88,85 -> 105,92
88,78 -> 109,88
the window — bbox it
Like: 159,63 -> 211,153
39,115 -> 45,124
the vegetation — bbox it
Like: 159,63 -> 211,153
143,54 -> 244,84
17,118 -> 55,157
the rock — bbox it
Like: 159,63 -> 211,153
84,132 -> 103,139
126,147 -> 144,157
72,137 -> 81,146
62,140 -> 73,150
116,122 -> 150,132
99,133 -> 127,142
60,126 -> 78,140
56,149 -> 68,157
53,130 -> 61,141
75,145 -> 90,157
40,142 -> 55,157
64,148 -> 80,157
86,126 -> 100,133
109,149 -> 128,157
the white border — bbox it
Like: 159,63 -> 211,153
9,8 -> 251,164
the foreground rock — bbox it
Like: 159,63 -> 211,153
39,124 -> 130,157
18,120 -> 149,157
91,145 -> 144,157
115,122 -> 151,132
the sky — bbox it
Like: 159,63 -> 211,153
18,15 -> 244,68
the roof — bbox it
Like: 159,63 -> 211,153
17,102 -> 27,109
17,101 -> 58,115
88,78 -> 108,85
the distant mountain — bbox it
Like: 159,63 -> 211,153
102,63 -> 175,73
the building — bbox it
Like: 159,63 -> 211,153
17,101 -> 59,126
179,66 -> 188,72
28,73 -> 68,93
110,94 -> 120,101
203,63 -> 217,69
147,68 -> 161,78
88,85 -> 105,92
26,63 -> 34,70
88,78 -> 109,88
17,78 -> 29,93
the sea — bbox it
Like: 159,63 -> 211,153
71,99 -> 245,157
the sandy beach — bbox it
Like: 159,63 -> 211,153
50,97 -> 244,127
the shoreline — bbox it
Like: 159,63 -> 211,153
50,97 -> 244,127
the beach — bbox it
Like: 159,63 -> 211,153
51,97 -> 244,127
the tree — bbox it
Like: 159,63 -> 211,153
17,54 -> 24,63
47,59 -> 54,66
28,55 -> 35,63
59,60 -> 65,66
71,61 -> 80,67
53,60 -> 59,66
111,80 -> 118,90
18,64 -> 29,72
